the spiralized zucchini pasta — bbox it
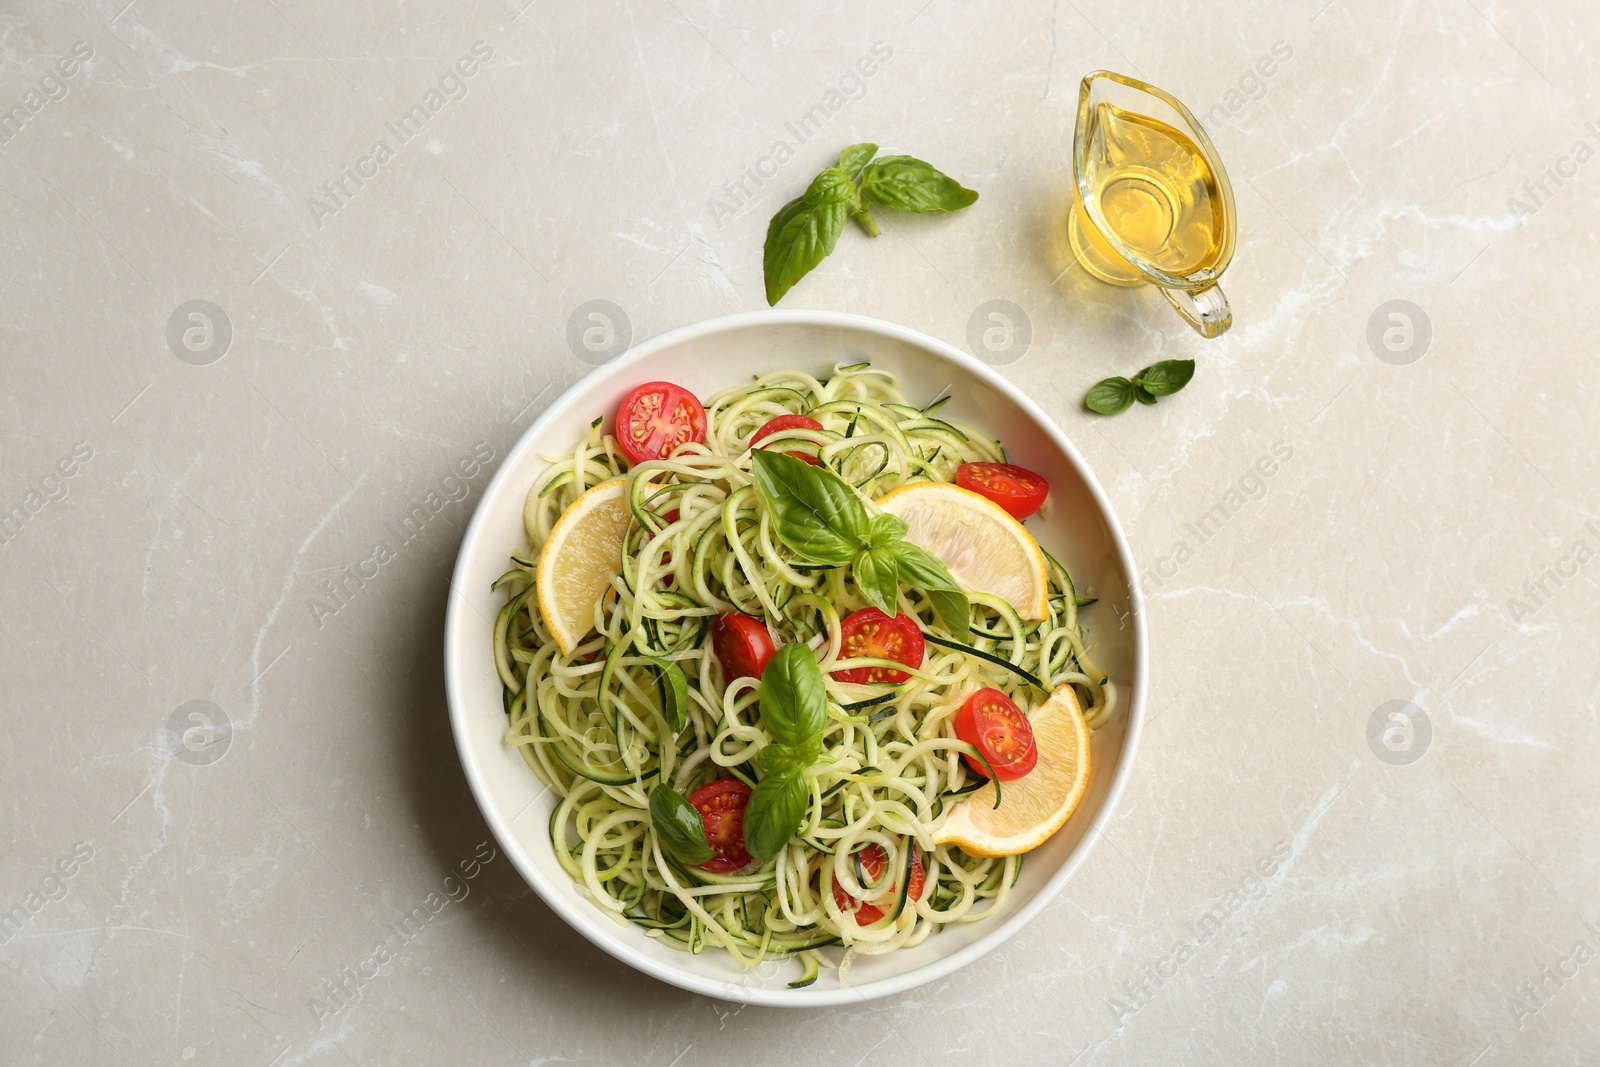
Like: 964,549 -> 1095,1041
492,363 -> 1112,986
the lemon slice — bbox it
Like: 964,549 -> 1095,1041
535,477 -> 629,656
933,683 -> 1091,857
876,481 -> 1049,621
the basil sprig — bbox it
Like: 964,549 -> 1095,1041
1085,359 -> 1196,415
649,784 -> 715,866
750,450 -> 970,637
764,143 -> 978,304
743,643 -> 828,863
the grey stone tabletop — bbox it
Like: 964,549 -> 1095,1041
3,0 -> 1597,1063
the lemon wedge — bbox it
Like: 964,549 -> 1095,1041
876,481 -> 1049,621
933,683 -> 1091,857
535,477 -> 630,656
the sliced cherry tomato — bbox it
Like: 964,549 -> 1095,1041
616,381 -> 708,465
832,843 -> 926,924
953,687 -> 1039,780
686,779 -> 754,873
750,413 -> 823,466
711,613 -> 776,680
836,608 -> 925,684
750,413 -> 822,447
955,462 -> 1049,521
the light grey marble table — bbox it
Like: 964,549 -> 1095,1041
3,0 -> 1597,1063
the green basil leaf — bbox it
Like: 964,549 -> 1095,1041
751,449 -> 871,567
758,641 -> 827,758
839,143 -> 879,182
893,540 -> 971,640
866,512 -> 907,550
1133,358 -> 1196,397
757,742 -> 805,777
859,155 -> 979,213
743,766 -> 808,863
926,589 -> 972,643
763,189 -> 849,306
1084,377 -> 1136,415
649,785 -> 715,865
805,165 -> 861,208
639,654 -> 689,734
1133,383 -> 1157,405
852,546 -> 900,615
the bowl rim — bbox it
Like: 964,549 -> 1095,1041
443,308 -> 1147,1006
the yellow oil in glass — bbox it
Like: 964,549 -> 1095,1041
1075,101 -> 1228,281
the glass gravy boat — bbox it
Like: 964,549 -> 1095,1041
1068,71 -> 1237,339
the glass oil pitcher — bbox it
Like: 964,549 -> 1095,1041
1068,71 -> 1237,338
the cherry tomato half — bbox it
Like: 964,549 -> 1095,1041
616,381 -> 708,465
836,608 -> 925,684
832,843 -> 926,925
711,613 -> 776,680
953,687 -> 1039,780
750,413 -> 823,466
686,779 -> 754,873
955,462 -> 1049,521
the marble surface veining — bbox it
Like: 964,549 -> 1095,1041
2,0 -> 1598,1064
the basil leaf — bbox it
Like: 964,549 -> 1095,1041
1133,384 -> 1157,406
893,540 -> 971,640
762,167 -> 857,306
1084,377 -> 1136,415
926,589 -> 973,643
757,741 -> 806,777
1133,359 -> 1196,397
764,192 -> 848,305
852,546 -> 900,614
839,143 -> 879,182
639,654 -> 689,734
649,785 -> 715,866
758,641 -> 827,758
743,766 -> 808,863
751,449 -> 870,567
859,155 -> 979,213
806,165 -> 861,208
867,512 -> 907,549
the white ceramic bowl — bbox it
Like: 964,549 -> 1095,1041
444,310 -> 1145,1006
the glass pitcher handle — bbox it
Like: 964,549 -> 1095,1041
1161,284 -> 1232,339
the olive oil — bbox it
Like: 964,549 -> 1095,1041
1074,101 -> 1228,281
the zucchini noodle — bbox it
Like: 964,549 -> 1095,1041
494,363 -> 1115,985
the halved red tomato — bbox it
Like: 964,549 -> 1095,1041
953,687 -> 1038,780
832,843 -> 926,924
835,608 -> 925,684
686,779 -> 754,873
955,462 -> 1049,521
616,381 -> 707,465
750,413 -> 823,466
711,613 -> 776,680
